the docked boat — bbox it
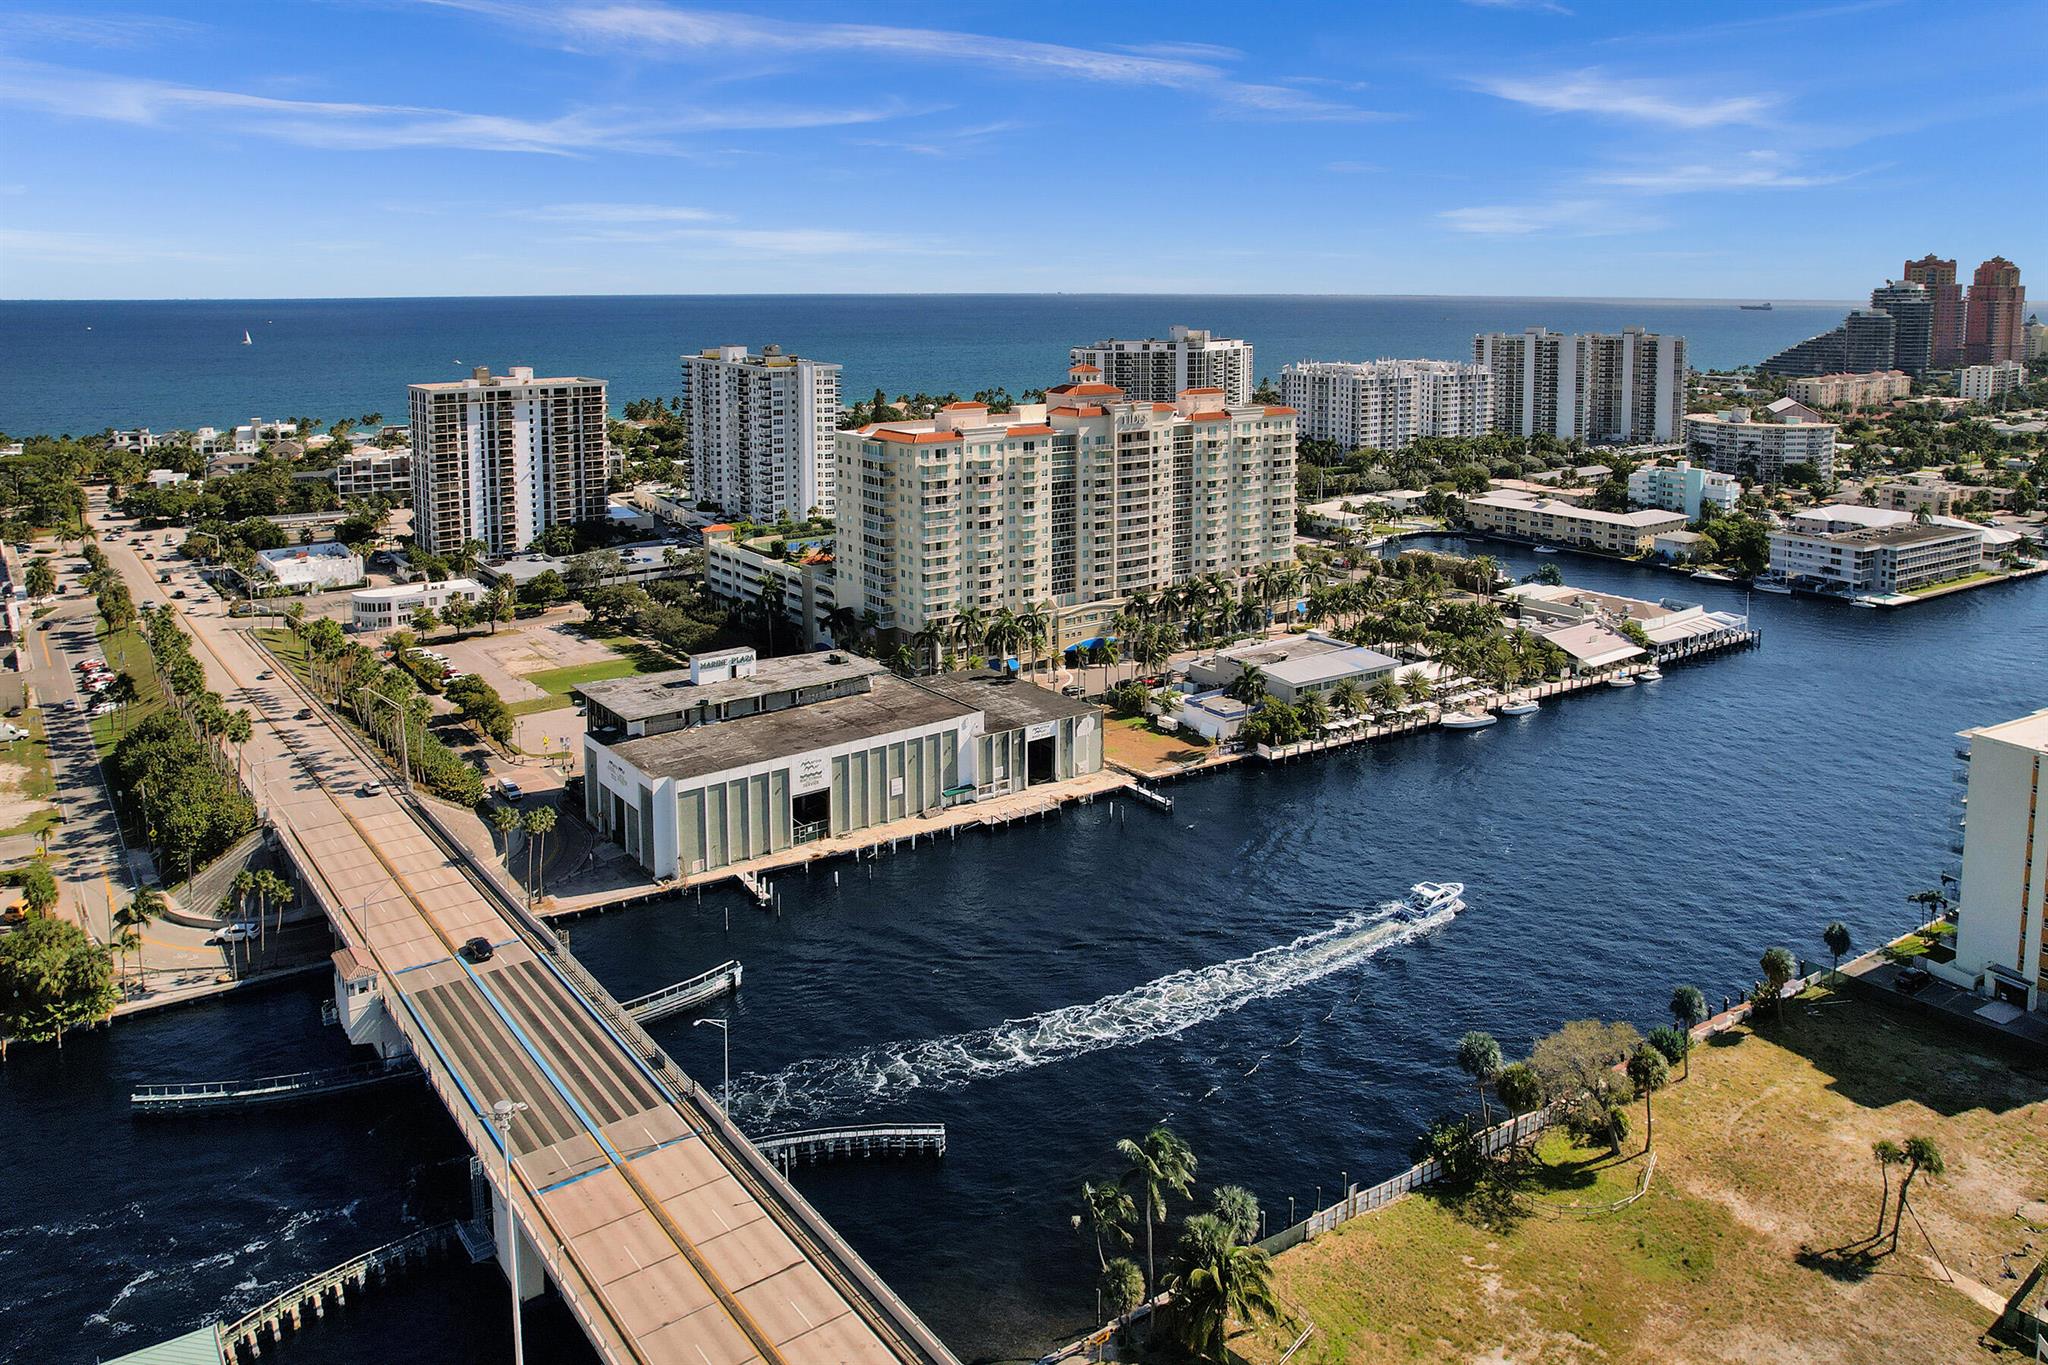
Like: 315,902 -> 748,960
1690,570 -> 1735,582
1440,710 -> 1498,729
1500,699 -> 1539,716
1406,881 -> 1465,916
1639,667 -> 1664,681
1753,577 -> 1793,594
1533,545 -> 1559,554
1607,674 -> 1637,689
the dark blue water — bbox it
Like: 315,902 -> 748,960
11,539 -> 2042,1364
0,295 -> 1853,436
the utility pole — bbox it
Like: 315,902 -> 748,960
491,1098 -> 530,1365
694,1017 -> 731,1111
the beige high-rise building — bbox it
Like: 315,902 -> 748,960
1280,359 -> 1491,451
838,366 -> 1296,649
408,366 -> 608,557
680,344 -> 840,522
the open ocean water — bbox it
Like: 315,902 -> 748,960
0,294 -> 1852,435
8,539 -> 2045,1363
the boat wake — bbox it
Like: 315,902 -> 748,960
730,894 -> 1462,1128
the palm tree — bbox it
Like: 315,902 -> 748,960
523,806 -> 558,896
912,620 -> 947,674
1889,1136 -> 1944,1253
983,607 -> 1022,670
1163,1212 -> 1279,1363
491,804 -> 521,871
1456,1030 -> 1503,1123
1224,665 -> 1266,706
1328,677 -> 1366,720
1116,1126 -> 1196,1295
951,605 -> 988,659
1822,921 -> 1852,981
1095,638 -> 1121,695
455,538 -> 487,580
1669,984 -> 1707,1079
824,605 -> 861,647
1073,1179 -> 1135,1270
1626,1042 -> 1669,1150
1871,1140 -> 1904,1241
1018,602 -> 1051,684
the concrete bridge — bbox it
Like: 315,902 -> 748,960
107,521 -> 958,1365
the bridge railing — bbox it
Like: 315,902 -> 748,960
621,959 -> 742,1022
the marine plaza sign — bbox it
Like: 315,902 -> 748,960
793,755 -> 831,794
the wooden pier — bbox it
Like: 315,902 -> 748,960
218,1222 -> 456,1359
1125,783 -> 1174,813
753,1124 -> 947,1173
621,959 -> 742,1024
131,1055 -> 419,1114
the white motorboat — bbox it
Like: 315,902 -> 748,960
1690,570 -> 1735,582
1440,709 -> 1498,729
1639,667 -> 1664,681
1406,881 -> 1465,916
1499,699 -> 1539,716
1607,674 -> 1637,688
1754,578 -> 1792,595
1533,545 -> 1559,554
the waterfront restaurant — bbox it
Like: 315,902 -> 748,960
576,648 -> 1101,878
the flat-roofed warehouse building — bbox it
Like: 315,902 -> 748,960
577,648 -> 1101,877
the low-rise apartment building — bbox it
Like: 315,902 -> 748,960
1464,490 -> 1686,555
576,649 -> 1101,877
332,448 -> 413,499
255,542 -> 363,592
701,525 -> 838,649
1768,506 -> 1983,594
348,576 -> 487,631
1786,371 -> 1912,410
837,369 -> 1296,651
1184,632 -> 1398,704
1683,408 -> 1838,484
1280,359 -> 1491,451
1626,460 -> 1742,519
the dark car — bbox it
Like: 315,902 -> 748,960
1895,965 -> 1933,995
172,589 -> 187,599
296,707 -> 313,720
459,937 -> 494,964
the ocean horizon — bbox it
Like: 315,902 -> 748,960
0,292 -> 1856,437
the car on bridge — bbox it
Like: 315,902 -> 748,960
208,923 -> 258,944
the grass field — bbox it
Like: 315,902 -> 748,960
88,622 -> 166,758
1907,570 -> 2005,596
507,636 -> 679,715
1238,988 -> 2048,1365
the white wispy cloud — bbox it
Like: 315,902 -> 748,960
429,1 -> 1397,122
850,119 -> 1027,158
0,227 -> 230,265
1473,69 -> 1779,128
512,202 -> 723,223
1462,0 -> 1573,14
0,58 -> 923,155
548,224 -> 935,255
1591,150 -> 1869,192
1440,198 -> 1665,236
0,11 -> 206,48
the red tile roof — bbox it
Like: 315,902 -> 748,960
1068,363 -> 1101,374
1049,405 -> 1106,418
940,401 -> 986,411
1264,405 -> 1298,416
1005,424 -> 1056,437
871,428 -> 963,445
1179,386 -> 1225,395
1188,411 -> 1231,423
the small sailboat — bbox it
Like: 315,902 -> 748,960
1500,698 -> 1539,716
1754,579 -> 1792,595
241,330 -> 253,346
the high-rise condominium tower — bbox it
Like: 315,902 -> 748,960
1471,326 -> 1685,444
1869,279 -> 1933,377
1903,255 -> 1965,367
1280,359 -> 1492,450
680,345 -> 840,522
837,367 -> 1295,645
1964,257 -> 2026,365
1068,326 -> 1255,406
408,366 -> 608,557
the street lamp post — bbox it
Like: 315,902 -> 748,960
491,1098 -> 530,1365
694,1017 -> 730,1111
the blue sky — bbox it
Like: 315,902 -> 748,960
1,0 -> 2043,299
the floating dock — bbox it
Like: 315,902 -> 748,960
621,959 -> 742,1024
753,1124 -> 947,1173
131,1056 -> 420,1114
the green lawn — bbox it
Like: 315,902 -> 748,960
508,638 -> 679,715
1905,569 -> 2003,595
89,622 -> 166,758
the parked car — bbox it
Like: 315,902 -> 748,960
75,659 -> 104,673
296,707 -> 313,720
90,702 -> 116,717
1895,965 -> 1933,994
172,589 -> 187,599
